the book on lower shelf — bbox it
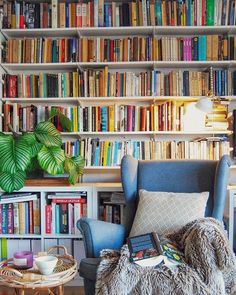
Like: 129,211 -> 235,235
45,192 -> 87,235
127,232 -> 184,268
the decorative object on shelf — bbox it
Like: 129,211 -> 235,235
196,66 -> 223,113
0,110 -> 85,193
0,245 -> 77,295
13,251 -> 33,269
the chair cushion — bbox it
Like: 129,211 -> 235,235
130,190 -> 209,237
79,258 -> 101,281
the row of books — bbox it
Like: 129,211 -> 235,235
63,137 -> 230,166
99,204 -> 123,224
2,0 -> 235,28
3,69 -> 236,98
3,38 -> 78,64
0,194 -> 40,235
3,72 -> 81,98
45,193 -> 87,235
3,35 -> 236,63
79,35 -> 235,62
3,102 -> 199,133
3,102 -> 229,133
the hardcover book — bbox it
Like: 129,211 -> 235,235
127,232 -> 183,268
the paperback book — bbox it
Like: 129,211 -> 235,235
127,232 -> 184,268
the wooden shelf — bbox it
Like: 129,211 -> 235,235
2,96 -> 236,104
2,25 -> 236,39
61,130 -> 232,136
3,61 -> 236,72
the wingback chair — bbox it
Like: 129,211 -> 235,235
78,155 -> 231,295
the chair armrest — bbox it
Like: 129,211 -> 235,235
77,218 -> 126,258
213,155 -> 231,220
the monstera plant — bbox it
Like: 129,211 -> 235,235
0,110 -> 85,193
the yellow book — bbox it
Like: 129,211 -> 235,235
108,105 -> 115,132
19,202 -> 25,235
104,66 -> 108,97
73,72 -> 78,97
103,141 -> 109,166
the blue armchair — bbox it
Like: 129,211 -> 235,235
78,155 -> 231,295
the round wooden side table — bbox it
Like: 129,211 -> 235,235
0,245 -> 77,295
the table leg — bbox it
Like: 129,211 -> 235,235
57,285 -> 64,295
18,290 -> 25,295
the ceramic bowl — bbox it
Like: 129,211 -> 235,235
35,255 -> 58,275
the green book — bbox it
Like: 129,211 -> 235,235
206,0 -> 215,25
1,238 -> 7,261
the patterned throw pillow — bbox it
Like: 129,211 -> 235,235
129,190 -> 209,237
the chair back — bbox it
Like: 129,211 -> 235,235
121,155 -> 231,235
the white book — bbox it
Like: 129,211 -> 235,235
98,0 -> 104,27
142,0 -> 147,26
94,0 -> 98,27
74,203 -> 81,235
13,103 -> 19,132
52,0 -> 58,28
68,203 -> 74,234
0,194 -> 38,204
116,6 -> 120,27
13,203 -> 19,234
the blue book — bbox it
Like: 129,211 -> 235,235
2,204 -> 7,234
25,202 -> 29,234
55,204 -> 60,234
113,142 -> 118,166
155,0 -> 162,25
198,36 -> 207,61
104,3 -> 109,27
107,143 -> 111,166
101,107 -> 108,131
66,0 -> 69,27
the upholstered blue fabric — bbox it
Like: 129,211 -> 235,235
78,155 -> 231,295
77,218 -> 126,258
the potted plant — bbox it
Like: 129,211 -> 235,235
0,110 -> 85,193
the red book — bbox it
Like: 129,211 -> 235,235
60,39 -> 65,62
28,200 -> 34,234
89,1 -> 94,27
127,105 -> 133,132
110,40 -> 114,62
140,107 -> 147,131
43,3 -> 49,28
45,205 -> 52,234
202,0 -> 206,26
9,75 -> 17,98
51,198 -> 86,204
76,3 -> 82,27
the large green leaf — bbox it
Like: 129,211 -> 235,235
49,109 -> 73,132
0,135 -> 31,173
38,146 -> 65,175
65,155 -> 85,185
21,133 -> 43,157
0,170 -> 26,193
34,121 -> 62,147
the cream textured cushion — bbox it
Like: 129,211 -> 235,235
129,190 -> 209,237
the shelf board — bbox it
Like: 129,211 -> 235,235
84,166 -> 120,170
0,234 -> 42,238
2,96 -> 236,104
44,234 -> 82,239
1,97 -> 79,103
1,28 -> 79,38
2,61 -> 236,72
154,61 -> 233,68
2,62 -> 78,71
61,130 -> 232,136
2,25 -> 236,38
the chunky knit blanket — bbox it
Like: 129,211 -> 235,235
95,218 -> 236,295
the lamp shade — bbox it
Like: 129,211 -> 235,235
195,97 -> 213,113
